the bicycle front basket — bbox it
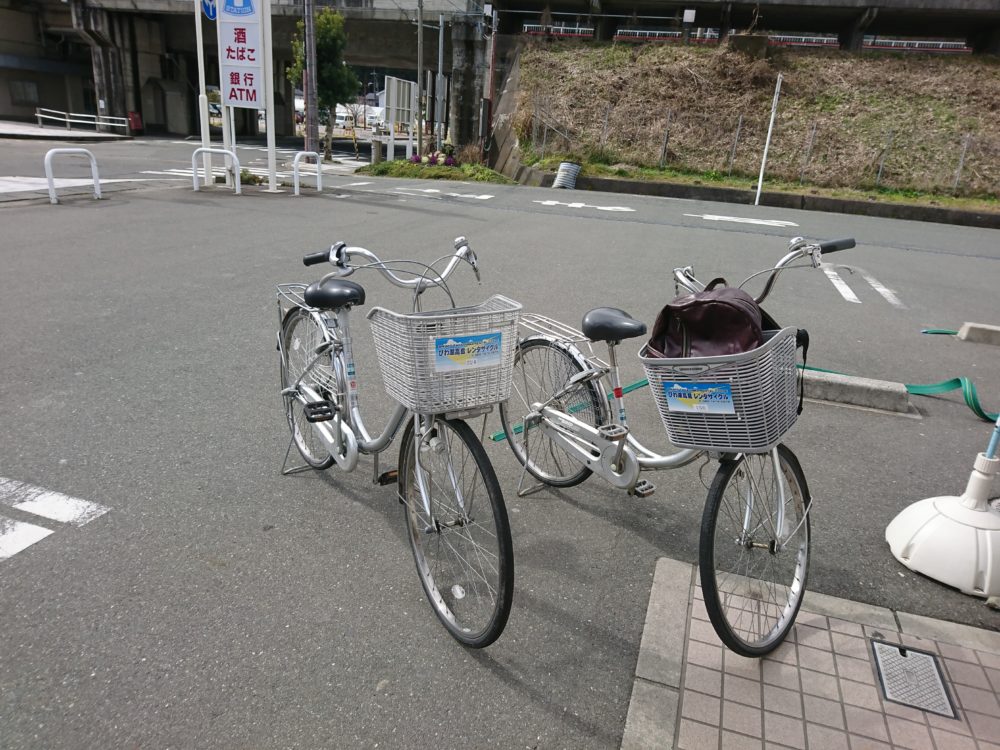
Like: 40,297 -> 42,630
367,295 -> 522,413
639,327 -> 800,453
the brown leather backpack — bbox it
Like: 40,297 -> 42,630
646,278 -> 763,358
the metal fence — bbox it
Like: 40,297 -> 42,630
35,108 -> 130,134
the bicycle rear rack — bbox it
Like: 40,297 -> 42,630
518,313 -> 609,369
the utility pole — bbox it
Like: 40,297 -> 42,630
437,13 -> 445,148
304,0 -> 319,156
417,0 -> 424,155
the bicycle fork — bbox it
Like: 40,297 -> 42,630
738,447 -> 808,553
410,414 -> 469,532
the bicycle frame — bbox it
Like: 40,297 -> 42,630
278,304 -> 409,472
517,335 -> 702,494
513,236 -> 854,498
278,238 -> 490,521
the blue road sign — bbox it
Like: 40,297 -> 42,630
223,0 -> 255,16
201,0 -> 217,20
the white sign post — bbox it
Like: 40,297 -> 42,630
217,0 -> 277,190
193,0 -> 212,186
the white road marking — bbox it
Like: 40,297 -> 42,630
394,187 -> 494,200
13,493 -> 109,526
684,213 -> 799,227
0,519 -> 53,560
0,477 -> 110,526
857,267 -> 906,309
820,263 -> 906,308
533,200 -> 635,212
341,181 -> 372,187
820,263 -> 862,303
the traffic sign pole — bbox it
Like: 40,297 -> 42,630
262,0 -> 278,191
194,0 -> 212,185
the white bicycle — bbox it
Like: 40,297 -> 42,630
497,236 -> 855,656
277,237 -> 521,647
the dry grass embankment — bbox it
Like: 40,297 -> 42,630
513,42 -> 1000,206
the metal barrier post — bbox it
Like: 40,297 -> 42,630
191,148 -> 241,195
43,148 -> 101,205
292,151 -> 322,196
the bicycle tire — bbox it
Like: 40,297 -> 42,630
499,337 -> 607,487
280,307 -> 336,470
399,417 -> 514,648
699,444 -> 811,657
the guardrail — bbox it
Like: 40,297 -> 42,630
35,107 -> 129,134
522,24 -> 594,38
292,151 -> 323,196
44,148 -> 101,205
191,148 -> 241,195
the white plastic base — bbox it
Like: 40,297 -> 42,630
886,494 -> 1000,598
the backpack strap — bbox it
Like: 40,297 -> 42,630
704,277 -> 729,291
796,329 -> 810,415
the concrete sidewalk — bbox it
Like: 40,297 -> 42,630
623,558 -> 1000,750
0,119 -> 129,140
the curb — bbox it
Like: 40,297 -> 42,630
801,370 -> 911,413
958,322 -> 1000,347
509,165 -> 1000,230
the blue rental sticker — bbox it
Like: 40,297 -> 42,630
664,382 -> 736,415
433,332 -> 502,372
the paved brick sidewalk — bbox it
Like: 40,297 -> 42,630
622,558 -> 1000,750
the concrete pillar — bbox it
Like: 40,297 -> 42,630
969,27 -> 1000,54
449,16 -> 487,147
718,3 -> 733,41
838,7 -> 877,52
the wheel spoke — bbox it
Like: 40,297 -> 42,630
701,447 -> 810,656
402,418 -> 512,647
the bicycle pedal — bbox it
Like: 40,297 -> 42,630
303,400 -> 335,423
630,480 -> 656,498
377,469 -> 398,486
598,424 -> 629,441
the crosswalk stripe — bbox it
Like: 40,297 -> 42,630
0,518 -> 54,560
0,477 -> 110,527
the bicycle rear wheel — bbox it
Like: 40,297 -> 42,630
280,307 -> 336,470
699,445 -> 810,657
499,337 -> 607,487
399,417 -> 514,648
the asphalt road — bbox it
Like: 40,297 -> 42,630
1,141 -> 998,748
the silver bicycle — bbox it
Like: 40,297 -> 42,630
277,237 -> 521,648
497,236 -> 855,656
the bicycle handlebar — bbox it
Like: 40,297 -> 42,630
819,238 -> 856,254
673,236 -> 856,305
302,237 -> 480,292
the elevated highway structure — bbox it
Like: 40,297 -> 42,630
2,0 -> 998,143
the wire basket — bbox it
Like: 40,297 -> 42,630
367,295 -> 522,413
639,328 -> 800,453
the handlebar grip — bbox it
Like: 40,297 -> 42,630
819,238 -> 855,253
303,250 -> 330,267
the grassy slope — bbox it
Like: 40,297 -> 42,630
514,42 -> 1000,206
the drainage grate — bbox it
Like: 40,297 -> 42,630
871,640 -> 956,718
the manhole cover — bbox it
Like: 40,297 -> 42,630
871,640 -> 956,718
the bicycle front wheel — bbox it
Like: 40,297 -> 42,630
699,445 -> 811,657
499,337 -> 607,487
280,307 -> 336,470
399,417 -> 514,648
